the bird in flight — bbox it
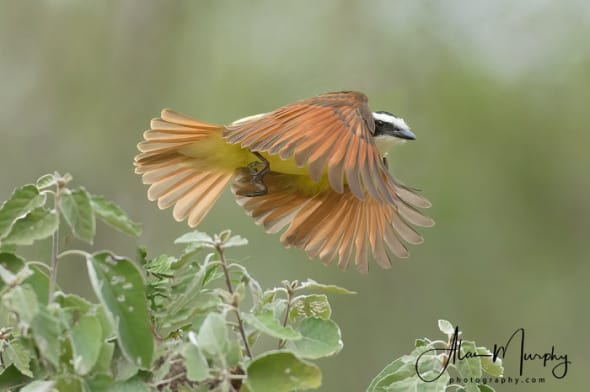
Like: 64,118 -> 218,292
135,91 -> 433,272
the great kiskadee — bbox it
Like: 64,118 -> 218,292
134,91 -> 433,273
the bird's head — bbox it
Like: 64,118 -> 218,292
372,111 -> 416,156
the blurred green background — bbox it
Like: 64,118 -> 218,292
1,1 -> 588,391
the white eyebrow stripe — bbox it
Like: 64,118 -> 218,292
372,112 -> 410,130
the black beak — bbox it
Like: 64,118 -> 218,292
391,128 -> 416,140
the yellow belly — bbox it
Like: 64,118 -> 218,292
179,131 -> 330,194
259,152 -> 309,176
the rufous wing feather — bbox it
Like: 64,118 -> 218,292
224,91 -> 401,205
232,170 -> 433,273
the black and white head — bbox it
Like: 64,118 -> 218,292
371,111 -> 416,155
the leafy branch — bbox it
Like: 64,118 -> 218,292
368,320 -> 504,392
0,173 -> 351,391
0,173 -> 502,392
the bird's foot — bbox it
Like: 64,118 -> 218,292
244,152 -> 270,197
247,161 -> 266,176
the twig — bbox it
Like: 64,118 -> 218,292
48,180 -> 63,304
215,244 -> 252,359
278,283 -> 294,349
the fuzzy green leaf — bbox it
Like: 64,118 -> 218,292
438,319 -> 455,336
287,317 -> 342,359
0,263 -> 17,284
91,195 -> 142,237
246,351 -> 321,392
477,347 -> 503,377
244,309 -> 301,340
289,294 -> 331,321
0,253 -> 49,305
197,312 -> 228,357
175,231 -> 214,247
20,380 -> 55,392
35,173 -> 58,189
385,373 -> 450,392
296,279 -> 355,295
31,307 -> 62,367
86,252 -> 154,369
5,339 -> 33,377
0,185 -> 45,240
71,314 -> 103,375
60,187 -> 95,243
222,234 -> 248,248
182,342 -> 209,382
3,284 -> 39,325
456,341 -> 482,383
0,243 -> 16,253
366,357 -> 415,392
92,342 -> 115,375
1,207 -> 57,246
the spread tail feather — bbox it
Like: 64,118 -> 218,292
135,109 -> 233,227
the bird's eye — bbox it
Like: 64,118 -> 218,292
375,120 -> 384,126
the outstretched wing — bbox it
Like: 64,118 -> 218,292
224,91 -> 402,204
232,169 -> 434,273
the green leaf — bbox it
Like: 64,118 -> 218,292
477,385 -> 495,392
244,309 -> 301,340
456,340 -> 482,382
0,185 -> 45,240
112,352 -> 139,381
144,254 -> 176,274
175,230 -> 214,247
0,253 -> 26,287
92,341 -> 115,375
1,207 -> 58,246
415,338 -> 429,347
91,195 -> 142,237
477,347 -> 503,377
26,266 -> 50,305
372,349 -> 448,392
196,312 -> 228,357
438,319 -> 455,336
0,263 -> 17,284
366,357 -> 415,392
109,378 -> 151,392
289,294 -> 331,321
20,380 -> 55,392
182,342 -> 209,382
60,187 -> 95,243
86,252 -> 154,369
0,364 -> 31,389
225,339 -> 242,367
3,284 -> 39,325
71,314 -> 103,375
35,173 -> 59,189
85,374 -> 114,392
246,351 -> 321,392
54,374 -> 87,392
385,372 -> 450,392
287,317 -> 342,359
31,307 -> 62,367
5,339 -> 33,377
0,243 -> 16,253
296,279 -> 356,295
222,234 -> 248,248
0,253 -> 50,305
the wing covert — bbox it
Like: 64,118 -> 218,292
224,91 -> 399,204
